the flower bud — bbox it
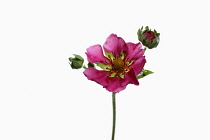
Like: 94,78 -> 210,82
69,54 -> 84,69
137,26 -> 160,49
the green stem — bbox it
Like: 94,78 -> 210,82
112,92 -> 116,140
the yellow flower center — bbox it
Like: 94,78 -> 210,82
112,57 -> 125,73
96,52 -> 134,78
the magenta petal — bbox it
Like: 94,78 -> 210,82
84,68 -> 127,93
86,44 -> 109,63
129,56 -> 146,75
105,71 -> 139,93
126,42 -> 144,62
105,77 -> 127,93
103,34 -> 127,56
105,77 -> 122,93
83,67 -> 110,87
124,68 -> 139,85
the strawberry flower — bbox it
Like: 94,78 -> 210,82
83,34 -> 146,93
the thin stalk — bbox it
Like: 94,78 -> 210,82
112,92 -> 116,140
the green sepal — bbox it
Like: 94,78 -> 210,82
137,69 -> 154,79
88,62 -> 95,68
145,26 -> 149,31
96,63 -> 111,71
104,52 -> 115,60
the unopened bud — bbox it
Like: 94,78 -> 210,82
69,54 -> 84,69
137,26 -> 160,49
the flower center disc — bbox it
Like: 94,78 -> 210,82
112,57 -> 125,73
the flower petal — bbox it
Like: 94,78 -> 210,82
103,34 -> 127,56
105,77 -> 123,93
126,42 -> 144,62
83,67 -> 110,87
84,68 -> 127,93
86,44 -> 109,63
129,56 -> 146,76
105,77 -> 129,93
105,70 -> 139,92
84,67 -> 130,93
124,68 -> 139,85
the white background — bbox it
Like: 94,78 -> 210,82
0,0 -> 210,140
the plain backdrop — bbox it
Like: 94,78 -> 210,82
0,0 -> 210,140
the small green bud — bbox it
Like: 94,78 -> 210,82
69,54 -> 84,69
137,26 -> 160,49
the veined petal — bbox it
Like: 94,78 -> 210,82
86,44 -> 109,63
129,56 -> 146,76
84,68 -> 127,93
105,71 -> 139,92
124,68 -> 139,85
103,34 -> 127,56
83,67 -> 110,87
126,42 -> 144,62
105,77 -> 127,93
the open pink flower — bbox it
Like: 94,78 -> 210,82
83,34 -> 146,93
